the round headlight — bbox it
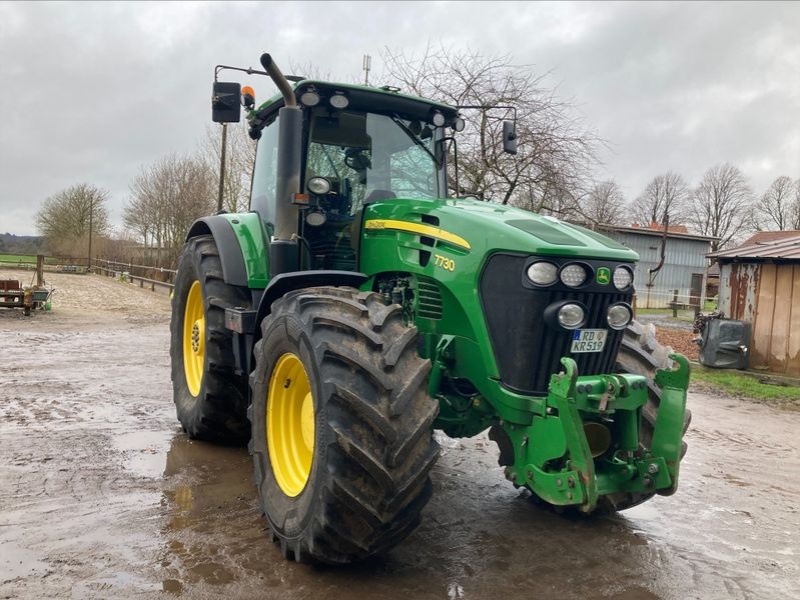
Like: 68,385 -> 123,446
613,266 -> 633,290
558,303 -> 585,329
607,303 -> 632,330
431,111 -> 446,127
299,90 -> 320,107
452,117 -> 465,132
307,176 -> 331,195
526,261 -> 558,286
560,264 -> 587,287
329,92 -> 349,109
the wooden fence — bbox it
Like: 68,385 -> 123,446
93,258 -> 176,291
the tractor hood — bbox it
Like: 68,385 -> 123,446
363,197 -> 638,262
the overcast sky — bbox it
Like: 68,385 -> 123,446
1,1 -> 798,236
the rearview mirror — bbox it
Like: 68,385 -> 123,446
212,81 -> 242,123
502,121 -> 518,155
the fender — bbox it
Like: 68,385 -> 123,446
186,213 -> 269,289
224,270 -> 368,377
254,270 -> 369,329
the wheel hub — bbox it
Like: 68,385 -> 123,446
268,353 -> 315,497
182,280 -> 205,397
191,319 -> 204,355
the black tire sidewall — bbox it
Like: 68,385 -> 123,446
170,242 -> 205,432
251,309 -> 330,541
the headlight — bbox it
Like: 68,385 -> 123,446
431,111 -> 446,127
526,261 -> 558,286
607,303 -> 633,330
613,266 -> 633,290
560,264 -> 587,287
307,177 -> 331,195
558,303 -> 585,329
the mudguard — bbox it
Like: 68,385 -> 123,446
186,213 -> 269,289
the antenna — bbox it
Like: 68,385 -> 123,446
362,54 -> 371,85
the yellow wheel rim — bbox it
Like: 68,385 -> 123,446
267,353 -> 315,497
182,280 -> 205,397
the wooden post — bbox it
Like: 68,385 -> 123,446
672,289 -> 679,318
36,255 -> 44,287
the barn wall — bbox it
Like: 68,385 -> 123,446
721,261 -> 800,375
719,263 -> 759,322
608,231 -> 710,308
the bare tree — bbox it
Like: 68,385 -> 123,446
381,45 -> 602,214
579,180 -> 626,227
689,164 -> 753,251
202,121 -> 256,214
35,183 -> 110,256
631,171 -> 689,226
756,175 -> 799,230
124,154 -> 215,266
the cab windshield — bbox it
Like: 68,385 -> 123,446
305,108 -> 443,216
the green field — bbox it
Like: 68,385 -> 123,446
0,254 -> 61,265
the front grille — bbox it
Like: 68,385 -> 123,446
480,253 -> 633,395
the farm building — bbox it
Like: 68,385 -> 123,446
600,224 -> 715,309
708,232 -> 800,376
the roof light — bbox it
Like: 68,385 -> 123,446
329,92 -> 349,109
452,117 -> 465,132
299,90 -> 320,107
431,111 -> 446,127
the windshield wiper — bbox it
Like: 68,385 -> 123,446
389,115 -> 440,167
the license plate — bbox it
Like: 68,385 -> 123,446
570,329 -> 608,353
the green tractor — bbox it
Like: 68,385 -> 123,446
170,53 -> 690,564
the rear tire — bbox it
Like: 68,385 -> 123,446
597,320 -> 692,512
170,235 -> 251,445
249,286 -> 440,564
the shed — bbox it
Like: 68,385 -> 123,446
601,224 -> 715,309
708,233 -> 800,376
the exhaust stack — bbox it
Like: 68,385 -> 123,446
260,53 -> 301,275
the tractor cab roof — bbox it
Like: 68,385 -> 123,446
248,80 -> 459,133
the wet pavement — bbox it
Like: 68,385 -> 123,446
1,272 -> 799,599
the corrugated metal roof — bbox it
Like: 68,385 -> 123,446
599,224 -> 717,242
708,234 -> 800,260
739,231 -> 800,246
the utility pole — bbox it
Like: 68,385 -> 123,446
362,55 -> 371,86
217,122 -> 228,212
87,194 -> 93,273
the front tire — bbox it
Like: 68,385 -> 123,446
598,320 -> 692,512
249,287 -> 440,564
170,235 -> 251,445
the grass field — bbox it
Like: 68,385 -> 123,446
0,254 -> 61,265
692,364 -> 800,403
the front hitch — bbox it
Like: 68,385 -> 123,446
502,354 -> 690,512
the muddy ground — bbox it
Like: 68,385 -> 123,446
1,269 -> 799,600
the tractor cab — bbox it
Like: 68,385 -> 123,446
244,80 -> 460,274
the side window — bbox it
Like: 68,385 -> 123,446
390,144 -> 436,199
250,117 -> 280,236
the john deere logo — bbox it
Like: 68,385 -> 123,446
597,267 -> 611,285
